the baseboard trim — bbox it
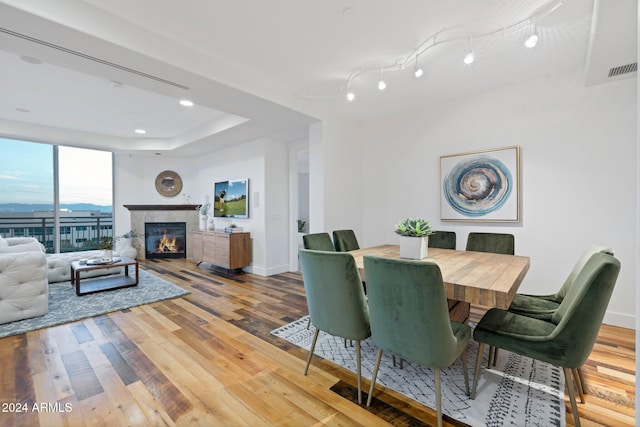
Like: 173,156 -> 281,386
603,310 -> 635,329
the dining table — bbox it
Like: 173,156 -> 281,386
349,245 -> 530,322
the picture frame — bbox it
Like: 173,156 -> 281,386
213,178 -> 249,218
154,170 -> 182,197
440,146 -> 520,222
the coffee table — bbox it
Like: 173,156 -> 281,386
70,256 -> 139,296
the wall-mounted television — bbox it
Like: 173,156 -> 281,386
214,179 -> 249,218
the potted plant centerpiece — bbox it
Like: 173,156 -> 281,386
394,218 -> 435,259
98,236 -> 114,261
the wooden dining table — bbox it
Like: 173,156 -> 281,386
350,245 -> 530,313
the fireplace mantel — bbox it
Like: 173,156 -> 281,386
124,204 -> 201,211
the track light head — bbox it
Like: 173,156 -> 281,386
525,33 -> 539,48
346,91 -> 355,101
414,67 -> 424,78
463,52 -> 474,64
377,68 -> 386,90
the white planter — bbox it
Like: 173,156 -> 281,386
399,236 -> 428,260
120,237 -> 138,259
102,249 -> 113,261
199,215 -> 207,230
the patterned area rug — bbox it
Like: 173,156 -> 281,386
0,270 -> 190,338
272,316 -> 565,427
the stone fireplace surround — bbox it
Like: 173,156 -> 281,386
124,205 -> 200,260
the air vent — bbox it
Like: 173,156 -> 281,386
0,27 -> 190,90
608,63 -> 637,78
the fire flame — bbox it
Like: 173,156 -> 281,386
155,230 -> 179,253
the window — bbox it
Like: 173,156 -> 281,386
0,138 -> 113,252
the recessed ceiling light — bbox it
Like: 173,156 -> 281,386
110,80 -> 123,88
15,108 -> 31,113
20,55 -> 42,65
134,129 -> 147,134
179,99 -> 194,107
154,152 -> 162,156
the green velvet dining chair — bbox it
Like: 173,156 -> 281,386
465,231 -> 515,366
465,232 -> 514,255
506,244 -> 613,395
508,244 -> 613,320
363,255 -> 470,427
298,249 -> 371,404
471,252 -> 621,427
428,230 -> 456,249
332,229 -> 360,252
302,232 -> 335,251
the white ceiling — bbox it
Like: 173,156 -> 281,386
0,0 -> 636,156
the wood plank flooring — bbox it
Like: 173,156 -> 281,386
0,259 -> 635,426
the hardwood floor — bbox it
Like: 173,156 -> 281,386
0,259 -> 635,426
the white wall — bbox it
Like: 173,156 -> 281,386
113,153 -> 197,236
361,69 -> 637,328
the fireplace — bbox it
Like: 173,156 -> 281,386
145,222 -> 187,259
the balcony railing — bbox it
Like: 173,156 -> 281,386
0,215 -> 113,254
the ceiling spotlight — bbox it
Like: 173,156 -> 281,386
134,129 -> 147,134
378,68 -> 386,91
179,99 -> 194,107
414,55 -> 424,78
463,51 -> 475,65
525,33 -> 539,48
346,90 -> 355,101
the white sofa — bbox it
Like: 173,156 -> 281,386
0,237 -> 121,284
0,251 -> 48,324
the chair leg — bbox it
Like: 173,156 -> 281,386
461,349 -> 470,396
572,368 -> 586,404
472,342 -> 485,399
304,328 -> 320,375
493,348 -> 498,366
563,367 -> 581,427
306,317 -> 311,330
435,368 -> 443,427
487,346 -> 494,368
366,349 -> 384,407
356,340 -> 362,404
577,367 -> 587,394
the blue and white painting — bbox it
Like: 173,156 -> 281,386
440,147 -> 520,222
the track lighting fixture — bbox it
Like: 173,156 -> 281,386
378,69 -> 386,90
299,0 -> 565,103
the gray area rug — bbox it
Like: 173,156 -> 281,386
0,270 -> 190,338
272,316 -> 565,427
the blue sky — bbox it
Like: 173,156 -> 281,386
0,138 -> 112,205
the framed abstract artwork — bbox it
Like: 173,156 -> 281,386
440,146 -> 520,222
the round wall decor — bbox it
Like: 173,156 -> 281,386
155,170 -> 183,197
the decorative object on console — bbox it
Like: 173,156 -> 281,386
441,146 -> 520,222
394,218 -> 435,260
214,179 -> 249,218
199,203 -> 211,230
154,170 -> 183,197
